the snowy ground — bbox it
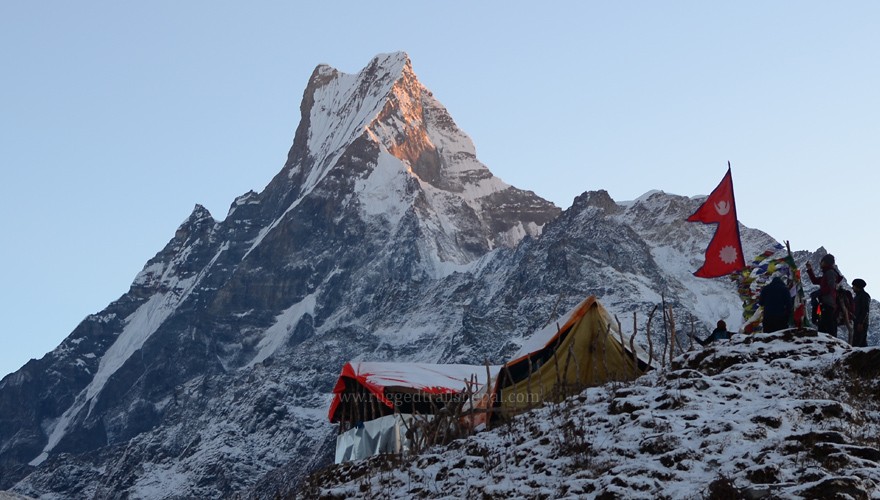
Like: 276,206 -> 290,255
300,329 -> 880,499
0,492 -> 33,500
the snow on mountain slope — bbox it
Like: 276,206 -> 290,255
29,293 -> 176,467
614,190 -> 779,331
353,150 -> 414,227
300,53 -> 409,193
246,293 -> 317,368
27,213 -> 228,467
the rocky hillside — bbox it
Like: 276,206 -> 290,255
301,330 -> 880,499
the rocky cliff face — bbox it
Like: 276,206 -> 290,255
1,52 -> 876,499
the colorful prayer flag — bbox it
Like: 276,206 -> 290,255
735,242 -> 810,333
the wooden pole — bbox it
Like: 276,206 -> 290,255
646,305 -> 657,369
526,357 -> 534,410
552,335 -> 563,401
484,361 -> 493,430
668,305 -> 677,366
614,314 -> 626,381
661,293 -> 669,368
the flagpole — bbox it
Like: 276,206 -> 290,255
727,161 -> 745,270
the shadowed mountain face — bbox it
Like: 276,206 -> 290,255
2,53 -> 875,498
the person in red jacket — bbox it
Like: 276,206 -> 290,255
806,254 -> 841,337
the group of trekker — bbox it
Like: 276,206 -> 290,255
805,254 -> 871,346
696,253 -> 871,347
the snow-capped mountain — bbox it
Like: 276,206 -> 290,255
1,52 -> 876,499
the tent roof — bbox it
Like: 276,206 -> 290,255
511,299 -> 603,359
328,361 -> 501,422
509,297 -> 605,362
505,296 -> 650,374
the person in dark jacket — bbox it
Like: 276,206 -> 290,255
852,278 -> 871,347
806,254 -> 841,336
758,276 -> 793,333
694,320 -> 731,346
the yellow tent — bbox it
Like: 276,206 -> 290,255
494,296 -> 649,413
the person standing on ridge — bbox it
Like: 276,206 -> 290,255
806,254 -> 841,337
758,275 -> 793,333
852,278 -> 871,347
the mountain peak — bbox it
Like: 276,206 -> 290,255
174,204 -> 214,240
277,53 -> 417,198
571,189 -> 620,214
368,51 -> 412,76
264,53 -> 559,265
185,203 -> 213,224
311,51 -> 411,85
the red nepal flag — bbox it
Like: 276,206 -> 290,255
687,166 -> 745,278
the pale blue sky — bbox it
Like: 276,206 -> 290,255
2,2 -> 878,377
